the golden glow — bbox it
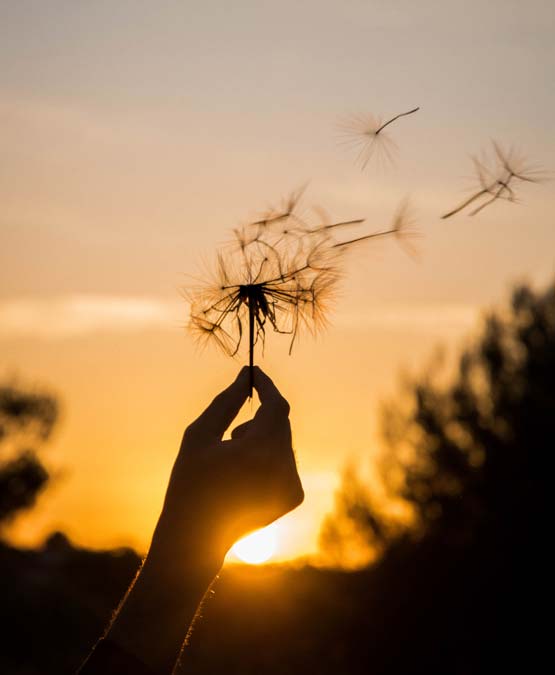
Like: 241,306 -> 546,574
231,524 -> 278,564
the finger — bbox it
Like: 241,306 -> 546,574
230,420 -> 254,440
252,367 -> 289,413
219,432 -> 303,513
186,367 -> 250,442
246,404 -> 292,447
246,368 -> 290,439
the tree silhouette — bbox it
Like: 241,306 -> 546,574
321,276 -> 555,562
0,383 -> 59,530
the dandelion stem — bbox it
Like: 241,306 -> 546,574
441,189 -> 490,219
248,295 -> 255,398
331,227 -> 397,248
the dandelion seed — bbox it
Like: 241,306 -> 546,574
441,142 -> 546,219
337,107 -> 420,170
185,190 -> 413,395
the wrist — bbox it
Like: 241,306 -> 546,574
146,509 -> 224,586
141,546 -> 221,595
107,535 -> 221,673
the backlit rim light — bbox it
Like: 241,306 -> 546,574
231,523 -> 278,564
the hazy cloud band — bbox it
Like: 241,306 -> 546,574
0,295 -> 478,340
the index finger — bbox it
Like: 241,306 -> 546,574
185,366 -> 250,443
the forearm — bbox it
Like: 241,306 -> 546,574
79,534 -> 222,674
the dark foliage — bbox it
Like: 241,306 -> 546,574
2,534 -> 547,674
0,385 -> 58,443
319,276 -> 554,670
0,534 -> 141,674
0,383 -> 58,528
0,451 -> 49,523
322,278 -> 555,550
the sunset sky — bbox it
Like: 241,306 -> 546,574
1,1 -> 554,562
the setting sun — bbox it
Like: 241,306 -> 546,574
231,524 -> 278,565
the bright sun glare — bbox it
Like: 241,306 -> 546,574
231,524 -> 278,564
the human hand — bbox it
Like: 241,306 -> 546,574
81,367 -> 303,674
148,366 -> 304,575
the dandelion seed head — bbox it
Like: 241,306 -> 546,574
337,113 -> 397,170
336,107 -> 419,171
185,189 -> 408,359
442,141 -> 547,219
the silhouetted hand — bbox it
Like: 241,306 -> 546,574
79,366 -> 303,674
149,365 -> 304,574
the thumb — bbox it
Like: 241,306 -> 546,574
230,420 -> 254,440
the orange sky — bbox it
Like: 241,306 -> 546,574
1,1 -> 554,561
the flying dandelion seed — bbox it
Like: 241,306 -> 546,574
185,190 -> 413,395
337,107 -> 420,170
441,142 -> 546,219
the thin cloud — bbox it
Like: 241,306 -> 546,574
0,295 -> 181,339
0,295 -> 478,340
338,303 -> 478,333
